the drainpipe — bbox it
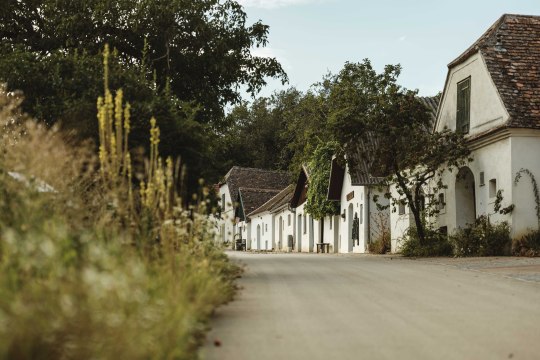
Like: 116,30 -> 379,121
366,187 -> 371,252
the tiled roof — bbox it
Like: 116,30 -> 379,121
418,96 -> 440,126
222,166 -> 291,204
449,14 -> 540,129
248,184 -> 294,216
237,187 -> 282,220
347,133 -> 386,186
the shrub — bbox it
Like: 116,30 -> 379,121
450,216 -> 511,257
400,227 -> 453,257
512,230 -> 540,257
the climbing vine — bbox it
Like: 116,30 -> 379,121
514,168 -> 540,227
304,141 -> 340,220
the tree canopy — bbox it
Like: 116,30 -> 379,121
0,0 -> 288,191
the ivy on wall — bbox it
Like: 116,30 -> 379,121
514,168 -> 540,228
304,141 -> 340,220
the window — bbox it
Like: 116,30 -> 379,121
288,214 -> 291,226
457,77 -> 471,134
398,201 -> 406,215
303,215 -> 307,234
489,179 -> 497,198
360,204 -> 363,224
265,223 -> 268,232
480,172 -> 485,186
438,193 -> 446,211
221,194 -> 226,210
329,217 -> 332,230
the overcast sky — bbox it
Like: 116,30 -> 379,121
238,0 -> 540,99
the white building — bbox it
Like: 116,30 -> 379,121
328,158 -> 390,253
216,166 -> 290,246
248,185 -> 295,251
433,14 -> 540,239
235,187 -> 282,250
290,166 -> 339,253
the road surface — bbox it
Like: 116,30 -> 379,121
201,252 -> 540,360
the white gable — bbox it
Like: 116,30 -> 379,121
436,52 -> 509,137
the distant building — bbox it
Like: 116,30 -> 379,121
216,166 -> 290,246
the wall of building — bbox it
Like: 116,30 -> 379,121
273,208 -> 295,251
250,212 -> 274,250
437,52 -> 509,137
511,132 -> 540,238
218,183 -> 235,245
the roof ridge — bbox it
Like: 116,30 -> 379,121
448,14 -> 507,68
238,187 -> 282,193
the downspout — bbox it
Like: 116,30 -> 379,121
366,187 -> 371,252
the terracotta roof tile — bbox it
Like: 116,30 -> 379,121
248,184 -> 294,216
237,187 -> 282,220
223,166 -> 291,204
450,14 -> 540,129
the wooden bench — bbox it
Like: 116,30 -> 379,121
316,243 -> 330,253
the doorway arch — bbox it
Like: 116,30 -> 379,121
456,167 -> 476,228
256,224 -> 261,250
297,214 -> 302,252
347,203 -> 354,252
279,216 -> 283,250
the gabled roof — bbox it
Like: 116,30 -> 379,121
290,165 -> 310,208
448,14 -> 540,129
327,157 -> 345,201
236,187 -> 281,221
248,184 -> 294,217
221,166 -> 291,204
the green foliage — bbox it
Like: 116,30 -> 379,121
450,216 -> 511,257
304,142 -> 340,219
0,0 -> 287,126
512,230 -> 540,257
0,0 -> 288,192
400,227 -> 453,257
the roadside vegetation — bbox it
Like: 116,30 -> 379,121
0,49 -> 239,358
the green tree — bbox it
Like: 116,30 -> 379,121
0,0 -> 287,127
329,60 -> 470,245
0,0 -> 287,190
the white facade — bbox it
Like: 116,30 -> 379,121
272,207 -> 296,252
217,183 -> 235,245
433,51 -> 540,239
250,212 -> 274,251
338,164 -> 390,254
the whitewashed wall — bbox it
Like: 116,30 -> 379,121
273,208 -> 295,251
436,52 -> 509,136
250,212 -> 274,250
217,183 -> 234,245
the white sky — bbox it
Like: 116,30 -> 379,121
239,0 -> 540,98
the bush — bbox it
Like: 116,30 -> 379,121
369,233 -> 391,254
400,227 -> 453,257
513,230 -> 540,257
450,216 -> 511,257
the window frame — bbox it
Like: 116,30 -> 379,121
456,77 -> 471,134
